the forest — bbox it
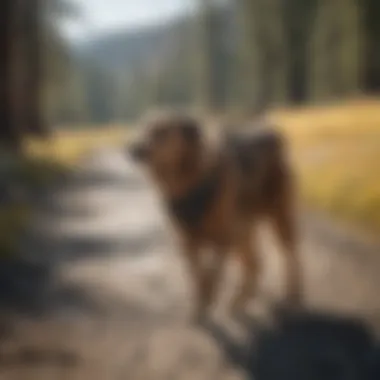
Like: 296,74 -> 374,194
56,0 -> 380,124
0,0 -> 379,141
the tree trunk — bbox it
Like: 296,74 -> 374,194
194,0 -> 217,114
0,0 -> 22,148
0,0 -> 47,149
282,0 -> 318,104
363,0 -> 380,92
24,0 -> 48,137
310,0 -> 363,102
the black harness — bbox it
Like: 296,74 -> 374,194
167,160 -> 224,231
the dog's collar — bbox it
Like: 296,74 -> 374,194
167,159 -> 224,231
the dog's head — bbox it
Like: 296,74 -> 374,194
129,111 -> 204,183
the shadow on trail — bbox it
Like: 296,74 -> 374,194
0,258 -> 52,314
204,309 -> 380,380
0,347 -> 80,369
49,229 -> 166,262
0,253 -> 172,321
0,258 -> 107,316
59,170 -> 146,192
0,217 -> 166,316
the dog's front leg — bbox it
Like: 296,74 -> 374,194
182,238 -> 206,321
183,238 -> 228,322
231,221 -> 260,314
202,245 -> 228,313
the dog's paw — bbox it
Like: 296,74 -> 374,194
230,298 -> 249,321
272,298 -> 305,321
231,299 -> 272,329
286,286 -> 304,307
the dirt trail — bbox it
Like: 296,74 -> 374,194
0,147 -> 380,380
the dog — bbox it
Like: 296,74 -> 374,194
129,110 -> 303,319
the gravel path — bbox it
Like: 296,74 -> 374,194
1,147 -> 380,380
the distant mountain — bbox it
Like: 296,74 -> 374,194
65,3 -> 237,121
71,2 -> 235,77
72,16 -> 194,77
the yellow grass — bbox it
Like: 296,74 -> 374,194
25,125 -> 128,167
271,98 -> 380,234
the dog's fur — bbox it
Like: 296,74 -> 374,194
129,111 -> 303,318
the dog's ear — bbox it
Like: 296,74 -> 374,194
181,118 -> 201,145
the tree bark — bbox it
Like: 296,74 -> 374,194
24,0 -> 48,137
0,0 -> 47,149
194,0 -> 217,114
0,0 -> 22,148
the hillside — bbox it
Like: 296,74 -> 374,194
71,3 -> 234,83
73,16 -> 193,75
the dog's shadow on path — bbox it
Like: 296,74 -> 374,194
202,308 -> 380,380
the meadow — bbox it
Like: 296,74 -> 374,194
273,98 -> 380,235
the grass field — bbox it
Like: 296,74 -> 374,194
25,126 -> 128,167
272,98 -> 380,235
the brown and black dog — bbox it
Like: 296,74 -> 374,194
129,110 -> 303,318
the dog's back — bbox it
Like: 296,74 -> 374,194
224,125 -> 291,215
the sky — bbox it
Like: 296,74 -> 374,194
61,0 -> 196,41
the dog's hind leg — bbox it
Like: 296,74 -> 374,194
270,201 -> 303,307
183,239 -> 225,321
183,239 -> 205,320
231,221 -> 260,313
